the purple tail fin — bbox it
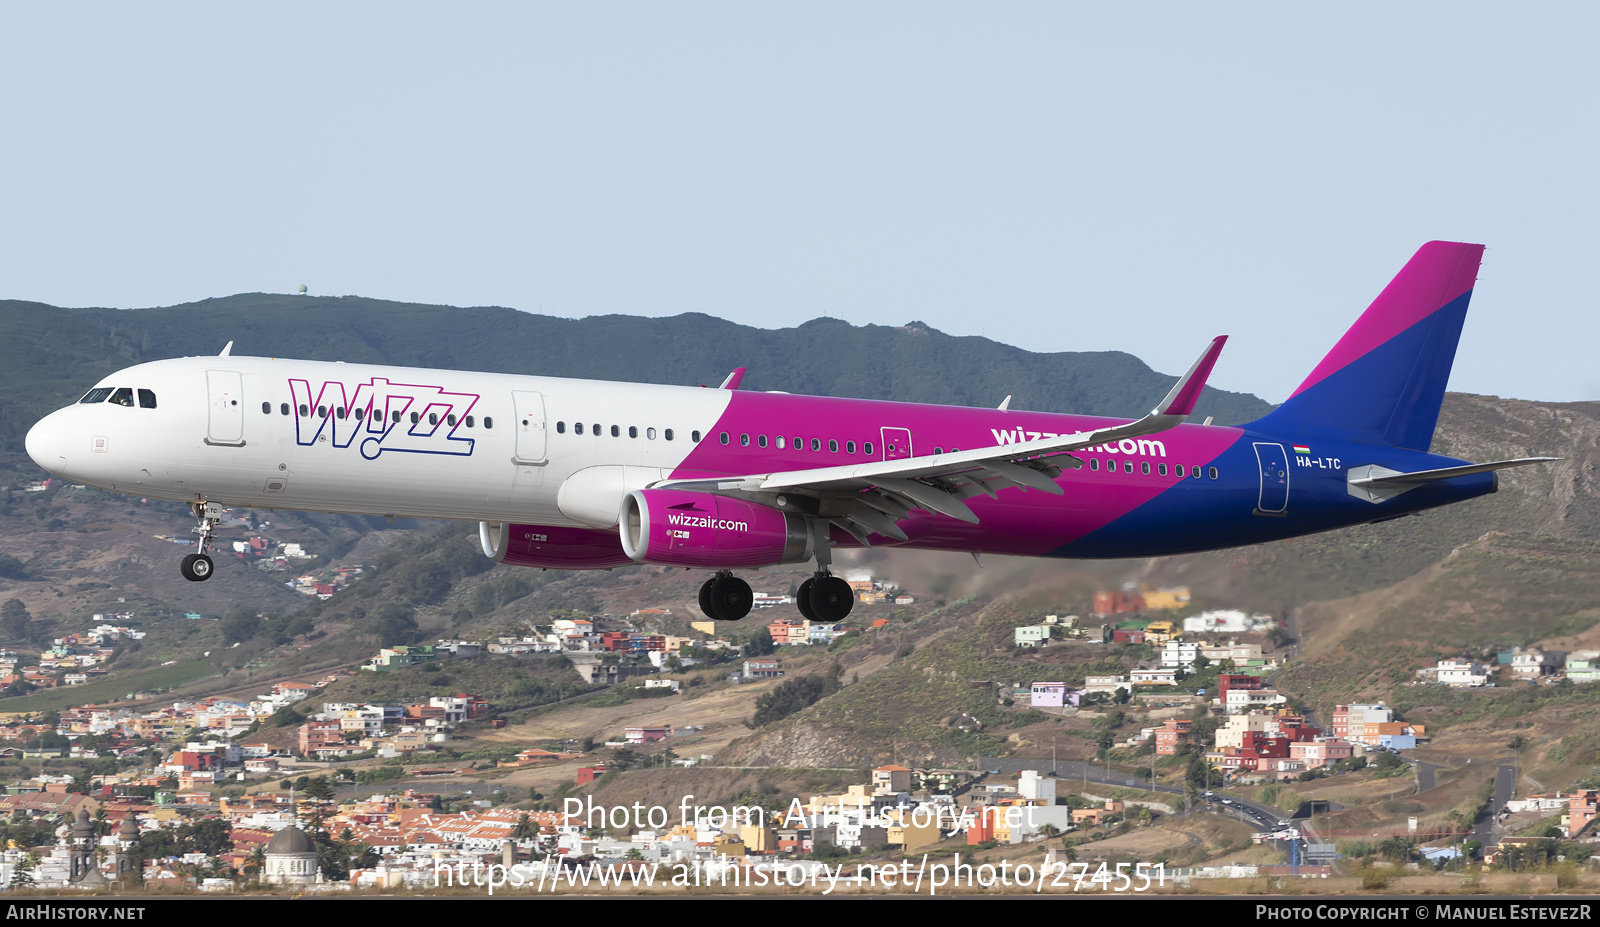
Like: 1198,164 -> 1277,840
1251,241 -> 1485,451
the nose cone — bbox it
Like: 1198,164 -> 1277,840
25,412 -> 70,477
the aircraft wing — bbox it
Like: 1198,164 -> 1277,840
654,336 -> 1227,542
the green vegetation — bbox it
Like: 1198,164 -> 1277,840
0,660 -> 217,713
751,671 -> 842,727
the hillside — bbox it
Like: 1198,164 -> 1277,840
0,295 -> 1273,454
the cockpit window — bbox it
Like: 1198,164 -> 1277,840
138,389 -> 157,409
109,388 -> 135,407
79,388 -> 113,404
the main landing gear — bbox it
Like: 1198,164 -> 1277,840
180,501 -> 221,583
798,572 -> 854,623
696,541 -> 856,624
694,570 -> 855,623
699,571 -> 753,621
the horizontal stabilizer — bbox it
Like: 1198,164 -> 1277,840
1347,457 -> 1557,503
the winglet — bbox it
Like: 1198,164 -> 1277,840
219,341 -> 234,357
1154,335 -> 1227,417
719,368 -> 747,390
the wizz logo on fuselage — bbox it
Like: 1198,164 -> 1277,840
288,377 -> 481,460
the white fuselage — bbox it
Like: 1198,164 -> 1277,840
25,355 -> 733,527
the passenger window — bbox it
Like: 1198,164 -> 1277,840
846,441 -> 855,454
261,402 -> 271,414
447,414 -> 457,426
355,408 -> 365,421
934,447 -> 943,455
775,436 -> 784,449
280,403 -> 289,416
556,421 -> 565,434
865,442 -> 873,455
428,413 -> 438,426
109,388 -> 134,407
647,427 -> 656,440
1158,463 -> 1167,476
740,434 -> 750,447
484,416 -> 493,429
1175,464 -> 1184,477
79,388 -> 113,404
299,404 -> 309,417
1209,467 -> 1219,479
1124,461 -> 1134,474
337,407 -> 347,420
1090,458 -> 1099,471
628,426 -> 637,438
610,425 -> 619,437
392,410 -> 402,423
467,415 -> 476,428
1106,458 -> 1115,473
318,405 -> 327,418
829,439 -> 838,453
1193,466 -> 1202,479
592,423 -> 600,436
1141,461 -> 1150,475
794,437 -> 803,450
575,423 -> 584,435
720,432 -> 730,445
811,438 -> 821,452
409,412 -> 419,424
757,435 -> 767,448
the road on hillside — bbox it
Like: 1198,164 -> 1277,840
977,756 -> 1287,833
1474,764 -> 1516,847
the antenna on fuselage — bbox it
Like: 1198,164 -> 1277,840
997,396 -> 1011,411
218,341 -> 234,357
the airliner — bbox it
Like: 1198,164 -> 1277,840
24,241 -> 1554,624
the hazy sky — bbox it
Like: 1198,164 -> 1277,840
3,3 -> 1595,404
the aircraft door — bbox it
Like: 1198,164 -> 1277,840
881,427 -> 913,461
513,391 -> 547,464
205,370 -> 245,446
1253,442 -> 1289,515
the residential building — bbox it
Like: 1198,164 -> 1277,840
1567,652 -> 1600,684
1155,719 -> 1193,755
1014,625 -> 1051,648
1030,682 -> 1067,707
1160,640 -> 1200,669
1434,658 -> 1490,687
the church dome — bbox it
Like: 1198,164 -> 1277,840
266,825 -> 315,855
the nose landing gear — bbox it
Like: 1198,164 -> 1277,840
181,501 -> 221,582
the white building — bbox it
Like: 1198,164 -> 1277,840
1435,659 -> 1490,688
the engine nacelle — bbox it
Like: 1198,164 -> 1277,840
619,489 -> 813,568
480,521 -> 635,570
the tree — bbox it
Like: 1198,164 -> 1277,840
746,627 -> 776,657
303,776 -> 336,801
0,600 -> 29,643
220,608 -> 262,644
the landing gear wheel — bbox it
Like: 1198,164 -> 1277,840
795,578 -> 817,621
180,553 -> 214,583
809,574 -> 854,622
708,574 -> 753,621
698,578 -> 717,619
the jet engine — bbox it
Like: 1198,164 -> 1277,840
479,521 -> 636,570
619,489 -> 813,568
